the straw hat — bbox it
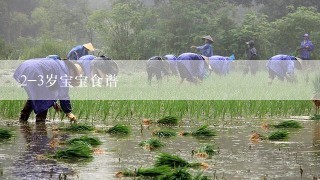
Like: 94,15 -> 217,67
83,43 -> 95,51
64,61 -> 84,86
202,35 -> 214,43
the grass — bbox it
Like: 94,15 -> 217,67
273,120 -> 303,128
0,128 -> 13,140
139,138 -> 164,150
106,124 -> 130,135
54,141 -> 93,160
191,125 -> 216,137
60,124 -> 95,132
153,129 -> 177,138
268,130 -> 289,140
67,136 -> 101,147
157,116 -> 179,125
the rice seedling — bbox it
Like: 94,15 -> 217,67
66,136 -> 102,147
159,168 -> 192,180
191,125 -> 216,137
152,129 -> 177,138
155,153 -> 207,168
106,124 -> 130,135
139,138 -> 164,150
268,130 -> 289,141
0,128 -> 13,140
116,166 -> 171,178
193,144 -> 216,158
273,120 -> 303,128
54,141 -> 93,160
59,124 -> 95,132
157,116 -> 179,126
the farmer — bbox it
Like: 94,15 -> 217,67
177,53 -> 209,84
13,58 -> 82,122
298,34 -> 314,60
267,54 -> 302,85
146,56 -> 171,85
67,43 -> 95,60
243,40 -> 259,75
46,55 -> 61,60
163,54 -> 179,76
77,55 -> 97,78
191,35 -> 214,57
209,55 -> 235,76
90,55 -> 119,79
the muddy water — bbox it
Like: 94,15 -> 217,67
0,119 -> 319,180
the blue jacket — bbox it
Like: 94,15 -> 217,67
78,55 -> 97,77
300,40 -> 314,60
67,45 -> 89,60
267,55 -> 296,79
196,43 -> 213,57
209,56 -> 231,75
13,58 -> 72,114
177,53 -> 206,81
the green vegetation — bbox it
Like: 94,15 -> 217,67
159,168 -> 192,180
54,141 -> 93,160
60,124 -> 95,132
195,144 -> 216,156
67,136 -> 101,147
153,129 -> 177,138
191,125 -> 216,137
139,138 -> 164,150
268,131 -> 289,140
155,153 -> 204,168
106,124 -> 130,135
0,128 -> 13,140
157,116 -> 179,126
273,120 -> 303,128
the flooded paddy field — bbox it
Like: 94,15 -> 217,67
0,117 -> 319,180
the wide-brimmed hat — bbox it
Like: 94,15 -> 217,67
294,57 -> 303,70
83,43 -> 95,51
202,35 -> 214,42
64,60 -> 83,86
303,34 -> 309,37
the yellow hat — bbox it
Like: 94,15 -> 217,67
202,35 -> 214,43
83,43 -> 95,51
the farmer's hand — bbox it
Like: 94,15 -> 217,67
53,102 -> 61,112
66,112 -> 77,123
191,46 -> 197,49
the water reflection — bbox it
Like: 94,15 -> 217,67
12,122 -> 75,180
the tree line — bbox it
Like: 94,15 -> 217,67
0,0 -> 319,60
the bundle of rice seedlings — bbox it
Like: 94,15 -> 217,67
157,116 -> 179,126
54,141 -> 93,160
0,128 -> 13,139
159,168 -> 192,180
155,153 -> 206,168
106,124 -> 130,135
273,120 -> 302,128
116,166 -> 171,178
60,124 -> 94,132
193,144 -> 216,158
193,172 -> 211,180
191,125 -> 216,137
152,130 -> 176,138
67,136 -> 101,147
139,138 -> 164,150
268,130 -> 289,141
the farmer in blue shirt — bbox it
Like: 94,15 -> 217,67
13,59 -> 82,122
77,55 -> 97,78
209,55 -> 235,76
191,35 -> 214,57
298,34 -> 314,60
267,55 -> 302,85
164,54 -> 178,76
67,43 -> 95,60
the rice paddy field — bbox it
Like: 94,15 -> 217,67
1,61 -> 320,179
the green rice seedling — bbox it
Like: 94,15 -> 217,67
191,125 -> 216,137
152,129 -> 177,138
157,116 -> 179,126
60,124 -> 95,132
139,138 -> 164,150
311,114 -> 320,120
136,166 -> 171,177
67,136 -> 101,147
268,130 -> 289,141
155,153 -> 206,169
106,124 -> 130,135
273,120 -> 303,128
195,144 -> 216,157
54,141 -> 93,160
193,172 -> 211,180
0,128 -> 13,139
159,168 -> 192,180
